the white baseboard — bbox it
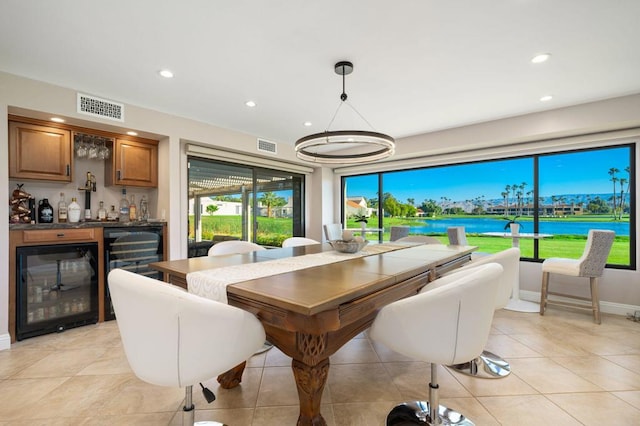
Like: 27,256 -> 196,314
520,290 -> 640,317
0,333 -> 11,351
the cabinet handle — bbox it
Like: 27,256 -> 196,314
57,233 -> 65,237
66,164 -> 70,176
117,170 -> 121,181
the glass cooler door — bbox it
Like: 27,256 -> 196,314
16,242 -> 99,340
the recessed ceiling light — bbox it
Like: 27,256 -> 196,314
159,69 -> 174,78
531,53 -> 551,64
126,131 -> 138,136
245,100 -> 256,108
540,95 -> 553,102
303,121 -> 312,127
50,117 -> 65,123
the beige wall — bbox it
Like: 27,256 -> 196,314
1,70 -> 639,349
0,71 -> 318,349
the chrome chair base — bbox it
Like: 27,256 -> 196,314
386,401 -> 474,425
448,350 -> 511,379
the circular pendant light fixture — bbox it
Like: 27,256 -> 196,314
295,61 -> 395,164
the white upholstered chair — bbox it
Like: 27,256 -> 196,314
395,235 -> 442,244
540,229 -> 615,324
445,247 -> 520,378
323,223 -> 342,241
370,263 -> 502,425
389,225 -> 410,241
282,237 -> 320,247
108,269 -> 265,426
207,240 -> 265,256
207,239 -> 271,352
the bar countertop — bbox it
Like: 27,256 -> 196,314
9,220 -> 166,230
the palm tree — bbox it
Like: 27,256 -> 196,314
259,192 -> 286,218
608,167 -> 619,219
500,191 -> 509,216
504,185 -> 511,214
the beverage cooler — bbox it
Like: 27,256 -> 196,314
104,226 -> 164,320
16,243 -> 99,341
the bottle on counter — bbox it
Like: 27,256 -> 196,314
119,188 -> 129,223
97,201 -> 107,221
67,197 -> 82,223
129,194 -> 137,222
139,195 -> 149,222
57,192 -> 67,223
38,198 -> 54,223
107,205 -> 119,221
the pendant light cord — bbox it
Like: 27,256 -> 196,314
325,64 -> 377,132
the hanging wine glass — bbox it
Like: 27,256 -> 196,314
88,136 -> 98,159
75,134 -> 87,158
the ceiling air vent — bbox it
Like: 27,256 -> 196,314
257,138 -> 277,155
77,93 -> 125,122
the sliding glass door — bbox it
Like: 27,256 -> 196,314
188,157 -> 304,255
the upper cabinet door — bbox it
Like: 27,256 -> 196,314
106,138 -> 158,187
9,121 -> 73,182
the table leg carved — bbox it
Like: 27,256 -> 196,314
216,361 -> 246,389
292,357 -> 330,426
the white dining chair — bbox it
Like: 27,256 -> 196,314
370,263 -> 502,425
323,223 -> 342,241
108,269 -> 265,426
208,240 -> 265,256
540,229 -> 615,324
282,237 -> 320,247
445,247 -> 520,378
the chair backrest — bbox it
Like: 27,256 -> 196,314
208,240 -> 265,256
578,230 -> 615,277
108,269 -> 265,388
370,263 -> 502,365
323,223 -> 342,241
447,226 -> 468,245
455,247 -> 520,309
282,237 -> 320,248
390,226 -> 410,241
395,235 -> 441,244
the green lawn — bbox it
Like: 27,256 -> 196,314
191,215 -> 630,265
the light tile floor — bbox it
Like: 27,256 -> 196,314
1,308 -> 639,425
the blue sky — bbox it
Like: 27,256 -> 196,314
345,147 -> 631,203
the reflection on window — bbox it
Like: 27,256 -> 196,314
342,144 -> 634,268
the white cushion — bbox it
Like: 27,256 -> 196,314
542,257 -> 582,276
108,268 -> 265,388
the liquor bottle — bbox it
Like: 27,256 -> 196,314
97,201 -> 107,221
119,188 -> 129,222
139,195 -> 149,222
57,192 -> 67,223
38,198 -> 54,223
67,197 -> 82,223
129,194 -> 137,222
107,205 -> 119,221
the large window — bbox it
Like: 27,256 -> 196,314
342,144 -> 635,268
188,158 -> 304,255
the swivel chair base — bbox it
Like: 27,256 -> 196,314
387,401 -> 473,425
448,350 -> 510,379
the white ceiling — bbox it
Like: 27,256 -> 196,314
2,0 -> 640,146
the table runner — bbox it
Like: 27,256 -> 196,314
187,242 -> 410,303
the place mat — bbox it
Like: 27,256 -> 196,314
187,242 -> 408,303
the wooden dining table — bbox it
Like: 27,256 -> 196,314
150,242 -> 476,426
